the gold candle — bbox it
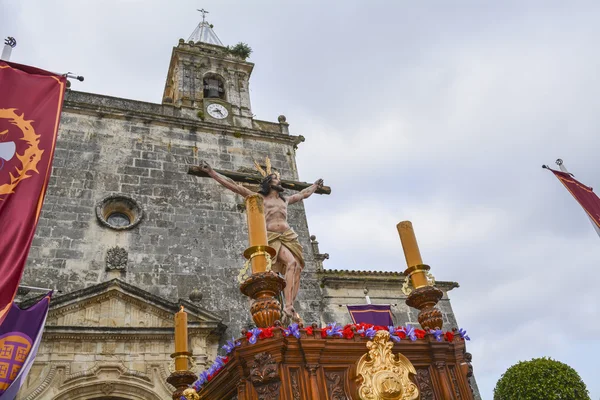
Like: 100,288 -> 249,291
174,306 -> 188,371
397,221 -> 428,289
245,194 -> 269,273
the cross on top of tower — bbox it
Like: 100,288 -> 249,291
197,8 -> 209,24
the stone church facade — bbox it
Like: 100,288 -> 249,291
15,20 -> 473,400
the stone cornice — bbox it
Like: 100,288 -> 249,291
318,269 -> 459,292
42,325 -> 219,341
62,91 -> 302,146
171,42 -> 255,74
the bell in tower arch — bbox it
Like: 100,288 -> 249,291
203,75 -> 225,100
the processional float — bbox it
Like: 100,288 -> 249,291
167,194 -> 475,399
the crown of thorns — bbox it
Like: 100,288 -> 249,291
253,156 -> 280,179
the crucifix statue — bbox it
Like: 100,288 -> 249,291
195,158 -> 325,322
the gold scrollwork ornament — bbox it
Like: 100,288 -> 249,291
356,330 -> 419,400
182,388 -> 200,400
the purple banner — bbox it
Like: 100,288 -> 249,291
347,304 -> 394,326
0,293 -> 51,399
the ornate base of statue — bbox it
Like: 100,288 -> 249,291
240,270 -> 286,328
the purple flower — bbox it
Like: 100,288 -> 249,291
402,325 -> 417,341
222,336 -> 241,354
180,396 -> 187,400
457,328 -> 470,341
207,363 -> 218,376
388,326 -> 401,343
326,323 -> 343,338
214,356 -> 227,368
364,326 -> 376,339
248,327 -> 262,345
197,371 -> 209,386
430,329 -> 443,342
283,323 -> 301,339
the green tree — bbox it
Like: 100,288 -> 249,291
494,357 -> 590,400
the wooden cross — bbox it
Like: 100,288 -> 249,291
188,166 -> 331,195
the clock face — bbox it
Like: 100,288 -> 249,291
206,103 -> 228,119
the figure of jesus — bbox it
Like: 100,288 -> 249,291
199,159 -> 323,321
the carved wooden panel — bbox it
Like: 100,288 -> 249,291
324,370 -> 350,400
290,368 -> 301,400
415,369 -> 435,400
448,365 -> 462,400
250,352 -> 281,400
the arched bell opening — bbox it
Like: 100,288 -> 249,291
203,73 -> 226,101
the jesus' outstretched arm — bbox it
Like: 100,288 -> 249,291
199,160 -> 255,198
287,179 -> 324,204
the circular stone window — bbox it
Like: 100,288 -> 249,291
96,195 -> 143,230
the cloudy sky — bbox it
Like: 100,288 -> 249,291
3,0 -> 600,398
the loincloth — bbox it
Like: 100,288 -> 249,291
267,229 -> 305,274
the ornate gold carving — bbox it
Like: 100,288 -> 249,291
356,330 -> 419,400
183,388 -> 200,400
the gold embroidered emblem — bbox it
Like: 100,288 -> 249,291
0,108 -> 43,199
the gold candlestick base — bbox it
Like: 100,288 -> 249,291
240,270 -> 286,328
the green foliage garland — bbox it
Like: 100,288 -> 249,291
494,357 -> 590,400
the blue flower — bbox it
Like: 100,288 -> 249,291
283,323 -> 301,339
388,326 -> 401,343
402,325 -> 417,341
214,356 -> 227,368
326,323 -> 343,338
248,327 -> 262,345
430,329 -> 443,342
457,328 -> 470,341
222,336 -> 241,354
180,396 -> 187,400
364,326 -> 376,339
197,371 -> 209,386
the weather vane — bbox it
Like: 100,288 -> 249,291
197,8 -> 209,24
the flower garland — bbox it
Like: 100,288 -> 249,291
183,323 -> 470,396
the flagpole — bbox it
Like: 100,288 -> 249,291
18,285 -> 55,292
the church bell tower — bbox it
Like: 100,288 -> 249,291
162,10 -> 254,128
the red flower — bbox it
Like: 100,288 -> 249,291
321,329 -> 327,338
305,327 -> 314,336
396,330 -> 407,339
245,332 -> 252,341
415,329 -> 426,339
444,332 -> 454,342
259,327 -> 274,339
374,325 -> 387,331
222,356 -> 229,364
207,373 -> 213,382
342,327 -> 355,339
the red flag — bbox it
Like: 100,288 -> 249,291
0,61 -> 66,324
547,168 -> 600,236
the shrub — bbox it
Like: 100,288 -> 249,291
228,42 -> 252,60
494,357 -> 589,400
